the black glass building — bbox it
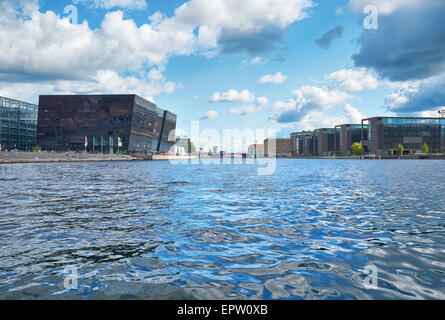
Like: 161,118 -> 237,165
361,117 -> 445,155
0,96 -> 38,151
37,94 -> 176,153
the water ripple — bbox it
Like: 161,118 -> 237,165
0,159 -> 445,299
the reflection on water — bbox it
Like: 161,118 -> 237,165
0,159 -> 445,299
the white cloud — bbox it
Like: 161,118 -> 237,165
174,0 -> 314,33
325,68 -> 379,91
272,86 -> 352,123
343,103 -> 364,123
258,72 -> 287,84
228,104 -> 261,116
256,97 -> 269,107
80,0 -> 147,10
292,86 -> 352,110
241,57 -> 269,66
200,110 -> 219,120
288,104 -> 365,132
0,0 -> 315,100
209,89 -> 255,103
0,69 -> 178,104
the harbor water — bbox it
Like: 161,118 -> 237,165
0,159 -> 444,299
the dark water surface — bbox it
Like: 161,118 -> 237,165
0,159 -> 444,299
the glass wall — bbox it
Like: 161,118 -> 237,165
0,96 -> 38,151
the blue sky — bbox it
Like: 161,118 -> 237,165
1,0 -> 445,151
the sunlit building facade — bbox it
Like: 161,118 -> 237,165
361,117 -> 445,155
334,124 -> 369,156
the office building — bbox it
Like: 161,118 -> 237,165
37,94 -> 176,153
361,117 -> 445,155
334,124 -> 369,156
290,131 -> 315,156
0,96 -> 38,151
315,128 -> 340,156
264,138 -> 291,157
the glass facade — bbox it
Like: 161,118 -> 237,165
365,117 -> 445,155
0,96 -> 38,151
37,95 -> 176,153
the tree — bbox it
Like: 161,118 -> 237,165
276,147 -> 282,154
189,141 -> 196,154
397,144 -> 405,155
351,142 -> 363,156
421,143 -> 429,153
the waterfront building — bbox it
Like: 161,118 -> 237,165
264,138 -> 291,157
334,124 -> 369,156
290,131 -> 315,156
0,96 -> 38,151
315,128 -> 340,156
361,117 -> 445,155
247,144 -> 264,157
37,94 -> 176,153
175,136 -> 192,154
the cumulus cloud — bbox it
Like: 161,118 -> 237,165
325,68 -> 379,91
343,103 -> 364,123
226,97 -> 268,116
315,25 -> 343,50
352,3 -> 445,82
200,110 -> 219,120
0,0 -> 317,101
272,86 -> 352,123
228,105 -> 261,116
0,68 -> 178,104
79,0 -> 147,10
384,75 -> 445,113
258,72 -> 287,84
256,97 -> 269,107
173,0 -> 315,54
279,104 -> 365,132
209,89 -> 255,103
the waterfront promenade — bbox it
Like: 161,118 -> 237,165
0,151 -> 137,164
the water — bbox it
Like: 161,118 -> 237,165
0,159 -> 444,299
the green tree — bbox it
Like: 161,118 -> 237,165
397,144 -> 405,155
421,143 -> 429,153
189,141 -> 196,153
351,142 -> 363,156
276,147 -> 282,154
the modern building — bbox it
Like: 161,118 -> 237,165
290,131 -> 315,156
334,124 -> 369,156
175,136 -> 193,154
315,128 -> 340,156
361,117 -> 445,155
0,96 -> 38,151
247,144 -> 264,157
37,94 -> 176,153
264,138 -> 291,157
